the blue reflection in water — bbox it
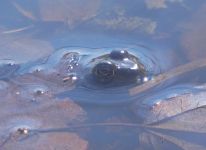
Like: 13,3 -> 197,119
0,0 -> 206,150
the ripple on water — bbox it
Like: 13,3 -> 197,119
19,48 -> 82,75
17,49 -> 81,90
17,46 -> 159,96
8,77 -> 87,121
8,76 -> 53,110
10,73 -> 75,100
57,46 -> 161,104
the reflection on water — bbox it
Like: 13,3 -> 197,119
0,0 -> 206,149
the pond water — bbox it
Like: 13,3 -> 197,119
1,0 -> 206,150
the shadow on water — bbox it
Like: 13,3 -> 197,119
0,0 -> 206,150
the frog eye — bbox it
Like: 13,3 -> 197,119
92,62 -> 117,83
109,50 -> 129,60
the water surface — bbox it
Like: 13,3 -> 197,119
0,0 -> 206,150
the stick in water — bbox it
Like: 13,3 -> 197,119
129,59 -> 206,96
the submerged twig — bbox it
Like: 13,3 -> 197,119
31,122 -> 149,134
129,58 -> 206,96
0,122 -> 149,148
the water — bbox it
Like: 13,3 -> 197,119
0,0 -> 206,150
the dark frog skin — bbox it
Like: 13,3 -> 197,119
88,50 -> 147,85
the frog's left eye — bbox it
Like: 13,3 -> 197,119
92,62 -> 117,83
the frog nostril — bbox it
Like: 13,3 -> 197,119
110,50 -> 129,60
92,62 -> 117,83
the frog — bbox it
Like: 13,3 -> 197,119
85,50 -> 148,86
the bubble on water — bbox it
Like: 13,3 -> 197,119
2,131 -> 88,150
0,116 -> 42,148
28,65 -> 47,74
17,49 -> 82,91
7,76 -> 56,112
11,72 -> 76,97
8,118 -> 40,138
58,51 -> 80,67
46,48 -> 81,70
14,84 -> 51,103
51,52 -> 81,84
